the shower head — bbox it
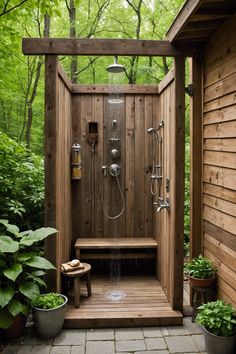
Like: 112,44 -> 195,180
107,56 -> 125,73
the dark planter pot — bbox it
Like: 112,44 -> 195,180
4,314 -> 27,339
189,276 -> 216,288
203,326 -> 236,354
32,294 -> 68,339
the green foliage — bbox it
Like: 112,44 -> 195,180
196,300 -> 236,337
184,255 -> 216,279
0,219 -> 56,329
32,293 -> 65,310
0,131 -> 44,229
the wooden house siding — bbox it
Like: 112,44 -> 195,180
203,14 -> 236,307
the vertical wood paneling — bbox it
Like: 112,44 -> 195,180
144,96 -> 154,236
134,95 -> 145,236
45,57 -> 72,291
125,95 -> 135,236
73,90 -> 156,238
203,14 -> 236,307
94,95 -> 104,237
155,58 -> 185,311
80,95 -> 93,236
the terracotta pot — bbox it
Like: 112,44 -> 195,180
4,314 -> 27,339
189,276 -> 216,288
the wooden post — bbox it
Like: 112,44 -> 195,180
172,57 -> 185,310
189,57 -> 203,258
44,55 -> 59,291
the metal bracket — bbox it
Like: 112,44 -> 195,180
185,84 -> 194,97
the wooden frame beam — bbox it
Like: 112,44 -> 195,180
189,57 -> 203,258
22,38 -> 201,57
166,0 -> 202,42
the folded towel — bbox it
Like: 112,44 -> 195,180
61,261 -> 85,273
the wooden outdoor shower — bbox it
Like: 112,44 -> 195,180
22,38 -> 188,327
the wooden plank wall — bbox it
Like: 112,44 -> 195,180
203,14 -> 236,308
155,59 -> 185,310
45,59 -> 72,291
71,88 -> 157,240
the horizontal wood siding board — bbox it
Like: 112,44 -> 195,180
72,85 -> 158,94
22,38 -> 199,57
203,232 -> 236,270
204,92 -> 236,113
203,221 -> 236,251
204,248 -> 236,292
203,193 -> 236,218
203,105 -> 236,125
204,55 -> 236,88
204,138 -> 236,152
203,182 -> 236,203
204,73 -> 236,103
203,165 -> 236,190
204,13 -> 236,72
204,121 -> 236,138
203,204 -> 236,235
204,151 -> 236,169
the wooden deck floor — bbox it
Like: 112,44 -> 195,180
64,275 -> 183,328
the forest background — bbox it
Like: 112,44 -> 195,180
0,0 -> 189,252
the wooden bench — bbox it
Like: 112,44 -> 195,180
75,237 -> 158,261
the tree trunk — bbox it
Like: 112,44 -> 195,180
69,0 -> 77,83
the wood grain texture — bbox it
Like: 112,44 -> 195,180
189,57 -> 203,258
44,58 -> 72,292
63,275 -> 182,328
22,38 -> 198,57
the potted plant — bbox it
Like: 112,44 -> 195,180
0,219 -> 56,338
184,254 -> 216,287
32,292 -> 68,339
196,300 -> 236,354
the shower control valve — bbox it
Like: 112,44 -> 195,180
109,164 -> 121,177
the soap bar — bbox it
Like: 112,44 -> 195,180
69,259 -> 80,267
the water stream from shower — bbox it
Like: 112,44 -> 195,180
103,60 -> 127,301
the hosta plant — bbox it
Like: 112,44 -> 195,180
0,219 -> 56,329
184,254 -> 216,279
196,300 -> 236,337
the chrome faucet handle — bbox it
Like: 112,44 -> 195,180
156,198 -> 170,212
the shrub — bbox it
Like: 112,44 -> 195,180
32,293 -> 65,310
0,131 -> 44,229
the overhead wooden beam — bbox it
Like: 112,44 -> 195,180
166,0 -> 203,42
22,38 -> 201,57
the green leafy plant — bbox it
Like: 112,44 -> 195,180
32,293 -> 65,310
0,219 -> 56,329
184,254 -> 216,279
196,300 -> 236,337
0,132 -> 44,230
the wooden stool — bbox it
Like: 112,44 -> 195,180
192,285 -> 216,322
61,263 -> 92,308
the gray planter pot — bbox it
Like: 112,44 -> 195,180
203,326 -> 236,354
32,294 -> 68,339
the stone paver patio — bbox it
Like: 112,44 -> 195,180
1,317 -> 207,354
